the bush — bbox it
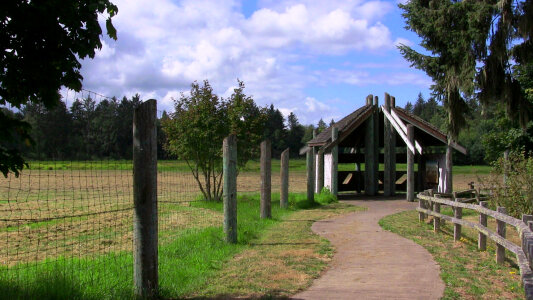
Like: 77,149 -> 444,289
315,187 -> 338,205
481,151 -> 533,218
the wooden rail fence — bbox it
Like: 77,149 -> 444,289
417,190 -> 533,299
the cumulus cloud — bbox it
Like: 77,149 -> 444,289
78,0 -> 427,124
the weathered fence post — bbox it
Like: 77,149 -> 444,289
317,149 -> 324,193
306,148 -> 315,203
223,135 -> 237,243
133,99 -> 158,299
479,201 -> 488,251
475,188 -> 481,203
418,195 -> 426,222
280,148 -> 289,209
331,127 -> 339,196
407,124 -> 415,202
497,206 -> 507,264
453,192 -> 462,242
431,190 -> 440,232
261,140 -> 272,219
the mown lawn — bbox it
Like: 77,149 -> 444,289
379,210 -> 523,299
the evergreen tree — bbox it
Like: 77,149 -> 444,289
399,0 -> 533,138
317,119 -> 327,133
287,112 -> 305,157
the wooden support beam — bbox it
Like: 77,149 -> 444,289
382,106 -> 415,154
365,106 -> 376,196
223,135 -> 238,243
331,127 -> 339,196
316,149 -> 324,193
383,93 -> 396,197
306,148 -> 315,203
260,140 -> 272,219
407,124 -> 415,202
390,109 -> 423,154
373,96 -> 379,194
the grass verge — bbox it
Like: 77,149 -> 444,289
0,192 -> 361,299
379,210 -> 523,299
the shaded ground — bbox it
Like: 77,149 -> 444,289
293,196 -> 445,300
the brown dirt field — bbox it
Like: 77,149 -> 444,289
0,169 -> 307,267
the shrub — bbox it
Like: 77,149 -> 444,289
481,151 -> 533,218
315,187 -> 338,205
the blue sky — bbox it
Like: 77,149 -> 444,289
78,0 -> 433,125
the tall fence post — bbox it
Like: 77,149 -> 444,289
223,135 -> 237,243
453,192 -> 462,242
479,201 -> 488,251
306,148 -> 315,203
280,148 -> 289,209
431,190 -> 440,232
133,99 -> 158,299
260,140 -> 272,219
497,206 -> 507,264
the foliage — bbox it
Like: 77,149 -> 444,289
0,0 -> 118,176
483,151 -> 533,218
315,187 -> 338,205
287,112 -> 306,157
263,104 -> 287,158
399,0 -> 533,139
163,80 -> 266,201
10,95 -> 143,160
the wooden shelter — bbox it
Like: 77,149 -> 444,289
307,93 -> 467,200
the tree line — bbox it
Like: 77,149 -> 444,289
1,84 -> 329,162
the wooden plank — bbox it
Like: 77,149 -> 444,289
391,109 -> 423,154
382,106 -> 415,153
133,99 -> 158,298
384,94 -> 393,197
260,140 -> 272,219
280,148 -> 289,209
373,95 -> 380,195
407,124 -> 415,202
223,135 -> 238,243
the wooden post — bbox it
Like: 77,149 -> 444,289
133,99 -> 158,298
418,190 -> 427,221
522,215 -> 533,261
475,188 -> 481,203
417,155 -> 426,192
479,201 -> 488,251
280,148 -> 289,209
453,192 -> 462,242
384,93 -> 396,196
313,129 -> 319,193
365,97 -> 376,196
373,96 -> 380,195
331,127 -> 339,196
317,149 -> 324,193
407,124 -> 415,202
223,135 -> 238,243
306,148 -> 315,203
429,190 -> 439,232
496,206 -> 507,264
260,140 -> 272,219
445,137 -> 453,193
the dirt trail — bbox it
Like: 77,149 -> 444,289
292,197 -> 445,300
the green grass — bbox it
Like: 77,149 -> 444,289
379,210 -> 523,299
25,159 -> 491,174
0,192 -> 330,299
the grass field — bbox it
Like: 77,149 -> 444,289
380,210 -> 523,299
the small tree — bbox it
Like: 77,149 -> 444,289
482,151 -> 533,218
163,80 -> 265,201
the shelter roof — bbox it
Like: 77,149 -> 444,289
307,102 -> 466,154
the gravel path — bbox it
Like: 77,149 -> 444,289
292,197 -> 445,300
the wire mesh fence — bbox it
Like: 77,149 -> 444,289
0,91 -> 312,297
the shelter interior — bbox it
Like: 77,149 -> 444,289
307,93 -> 466,197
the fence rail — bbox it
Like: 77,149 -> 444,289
417,190 -> 533,299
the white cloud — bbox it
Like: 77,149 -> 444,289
79,0 -> 426,125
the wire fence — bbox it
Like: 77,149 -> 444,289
0,91 -> 311,298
